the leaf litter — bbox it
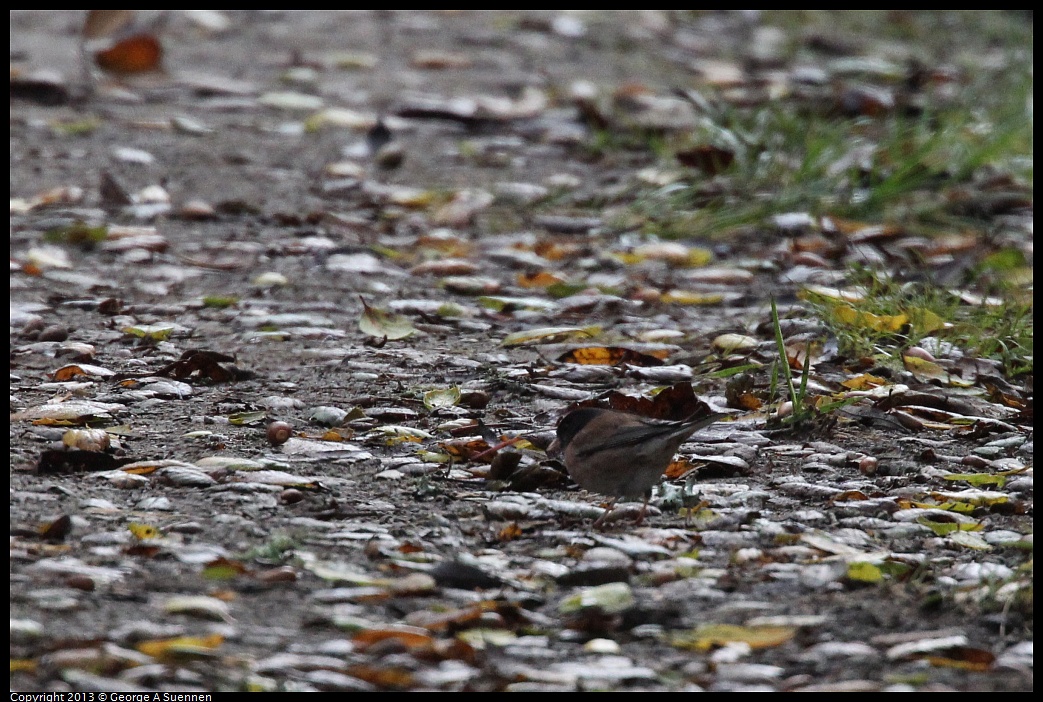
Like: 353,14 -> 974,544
10,9 -> 1031,693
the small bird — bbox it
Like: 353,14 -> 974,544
553,407 -> 725,527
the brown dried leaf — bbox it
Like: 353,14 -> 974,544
346,664 -> 415,690
352,628 -> 433,651
36,450 -> 130,475
439,438 -> 492,461
40,514 -> 74,541
95,33 -> 164,75
676,144 -> 735,175
156,349 -> 251,382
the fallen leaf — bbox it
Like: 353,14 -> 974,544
424,386 -> 462,410
53,364 -> 115,381
924,647 -> 996,672
359,297 -> 416,340
353,627 -> 434,651
136,634 -> 224,662
846,561 -> 883,583
841,373 -> 888,390
122,323 -> 176,342
903,355 -> 950,383
516,271 -> 566,288
202,558 -> 250,580
40,515 -> 73,541
559,582 -> 634,614
128,522 -> 160,540
162,596 -> 233,622
557,346 -> 665,367
95,33 -> 163,74
660,290 -> 724,305
671,623 -> 797,651
676,144 -> 735,175
501,326 -> 600,347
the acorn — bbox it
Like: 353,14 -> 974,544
266,421 -> 293,446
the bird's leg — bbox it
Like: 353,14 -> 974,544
631,492 -> 653,526
592,498 -> 620,530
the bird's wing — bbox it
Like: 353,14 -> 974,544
573,414 -> 723,457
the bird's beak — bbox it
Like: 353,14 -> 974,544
546,438 -> 562,459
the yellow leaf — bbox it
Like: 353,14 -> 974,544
129,522 -> 160,540
661,290 -> 724,305
684,247 -> 714,267
612,251 -> 644,265
847,561 -> 883,583
387,187 -> 439,208
903,355 -> 949,382
122,324 -> 176,341
516,271 -> 565,288
671,623 -> 796,651
501,326 -> 600,347
841,373 -> 888,390
906,306 -> 947,334
833,304 -> 907,332
941,473 -> 1008,488
137,634 -> 224,660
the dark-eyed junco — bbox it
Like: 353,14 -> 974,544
552,407 -> 725,527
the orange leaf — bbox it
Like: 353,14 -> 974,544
557,346 -> 665,367
735,393 -> 763,411
439,438 -> 491,460
52,365 -> 89,381
321,429 -> 353,442
516,271 -> 565,288
497,523 -> 523,541
663,457 -> 695,480
832,490 -> 869,502
346,665 -> 414,690
841,373 -> 888,390
352,628 -> 433,651
95,33 -> 163,74
924,647 -> 996,672
533,240 -> 582,261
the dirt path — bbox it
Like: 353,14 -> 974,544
11,11 -> 1032,692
